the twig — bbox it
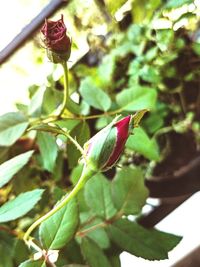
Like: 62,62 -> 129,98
0,225 -> 19,237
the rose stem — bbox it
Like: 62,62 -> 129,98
23,164 -> 95,245
58,60 -> 69,117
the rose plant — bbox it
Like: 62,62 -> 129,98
0,4 -> 195,266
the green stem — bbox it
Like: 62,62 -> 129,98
29,240 -> 43,253
78,108 -> 123,120
58,61 -> 69,117
179,91 -> 187,115
76,222 -> 107,237
76,210 -> 123,238
61,129 -> 85,156
23,166 -> 95,244
29,102 -> 123,127
153,125 -> 173,139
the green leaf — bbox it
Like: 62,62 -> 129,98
70,164 -> 84,185
97,55 -> 115,87
131,0 -> 161,23
139,65 -> 161,84
64,239 -> 85,264
0,147 -> 9,164
28,86 -> 46,116
0,231 -> 15,267
30,119 -> 79,144
79,78 -> 111,111
165,0 -> 192,8
64,265 -> 88,267
0,232 -> 14,267
16,103 -> 28,114
192,42 -> 200,56
0,244 -> 13,267
109,255 -> 121,267
0,150 -> 34,188
116,86 -> 157,111
127,25 -> 143,43
81,218 -> 110,249
95,117 -> 113,130
108,219 -> 182,260
81,237 -> 112,267
128,59 -> 141,84
67,122 -> 90,169
52,151 -> 65,182
104,0 -> 128,15
143,115 -> 164,134
29,123 -> 63,135
156,29 -> 174,52
126,127 -> 160,160
0,231 -> 14,249
19,260 -> 45,267
39,198 -> 79,249
0,231 -> 14,267
56,119 -> 80,131
112,167 -> 149,215
84,173 -> 117,219
42,86 -> 62,114
0,189 -> 44,223
144,47 -> 158,62
12,239 -> 29,266
87,227 -> 110,249
66,98 -> 82,115
37,132 -> 58,173
0,112 -> 29,146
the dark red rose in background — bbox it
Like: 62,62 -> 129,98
41,14 -> 71,53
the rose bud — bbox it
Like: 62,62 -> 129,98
83,110 -> 148,172
83,115 -> 132,172
41,15 -> 71,63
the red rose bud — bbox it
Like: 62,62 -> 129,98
84,115 -> 132,172
41,15 -> 71,63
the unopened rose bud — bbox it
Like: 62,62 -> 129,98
84,115 -> 132,172
41,15 -> 71,63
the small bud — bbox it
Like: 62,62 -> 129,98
84,115 -> 132,172
83,110 -> 148,172
41,15 -> 71,63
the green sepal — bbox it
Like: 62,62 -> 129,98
85,126 -> 117,171
47,48 -> 71,64
132,109 -> 149,128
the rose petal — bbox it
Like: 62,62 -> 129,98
104,115 -> 131,167
41,15 -> 70,52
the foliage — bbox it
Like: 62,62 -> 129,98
0,0 -> 199,266
0,189 -> 44,223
